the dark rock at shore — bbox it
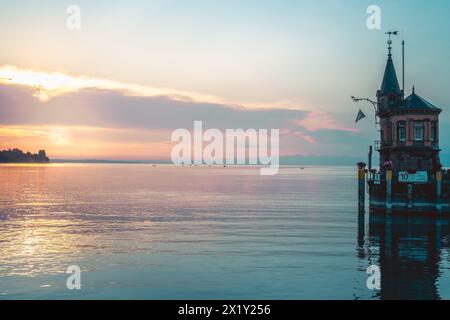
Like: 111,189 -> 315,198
0,148 -> 50,163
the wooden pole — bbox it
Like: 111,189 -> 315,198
402,40 -> 405,93
358,164 -> 366,213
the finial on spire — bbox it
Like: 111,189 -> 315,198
385,31 -> 399,58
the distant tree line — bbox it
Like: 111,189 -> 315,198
0,148 -> 50,163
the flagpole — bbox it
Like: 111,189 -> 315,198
351,96 -> 379,130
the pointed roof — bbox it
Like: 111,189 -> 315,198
399,89 -> 441,112
380,56 -> 401,95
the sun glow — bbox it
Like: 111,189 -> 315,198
0,65 -> 228,103
0,125 -> 175,160
0,65 -> 307,110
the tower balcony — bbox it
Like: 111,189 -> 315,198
375,140 -> 440,151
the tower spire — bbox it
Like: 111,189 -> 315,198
379,31 -> 402,106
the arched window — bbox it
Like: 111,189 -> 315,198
397,121 -> 406,142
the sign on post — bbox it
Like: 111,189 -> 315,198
398,171 -> 428,183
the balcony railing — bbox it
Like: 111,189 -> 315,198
374,140 -> 440,150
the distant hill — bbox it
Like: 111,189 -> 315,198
0,149 -> 50,163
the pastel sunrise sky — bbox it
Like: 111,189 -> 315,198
0,0 -> 449,161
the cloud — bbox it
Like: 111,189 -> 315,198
0,65 -> 309,111
0,83 -> 309,131
0,65 -> 224,103
290,131 -> 317,144
293,111 -> 358,132
280,128 -> 317,144
0,65 -> 367,160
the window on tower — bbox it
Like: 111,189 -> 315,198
397,121 -> 406,142
431,121 -> 437,141
414,121 -> 424,142
388,94 -> 396,107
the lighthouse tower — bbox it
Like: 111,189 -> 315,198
377,40 -> 442,175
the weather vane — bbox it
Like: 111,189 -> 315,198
385,31 -> 399,57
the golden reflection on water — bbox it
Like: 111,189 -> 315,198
0,164 -> 84,277
0,163 -> 282,279
0,218 -> 82,277
0,163 -> 232,279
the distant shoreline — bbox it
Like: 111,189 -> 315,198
6,160 -> 357,167
50,155 -> 364,166
0,154 -> 385,166
0,148 -> 49,163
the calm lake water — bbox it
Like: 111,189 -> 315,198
1,164 -> 450,300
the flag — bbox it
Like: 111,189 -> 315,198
355,109 -> 366,123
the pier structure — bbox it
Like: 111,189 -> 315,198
357,36 -> 449,214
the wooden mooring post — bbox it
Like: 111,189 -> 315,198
358,162 -> 366,213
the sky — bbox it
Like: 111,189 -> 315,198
0,0 -> 450,163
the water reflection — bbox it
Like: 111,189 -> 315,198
6,164 -> 441,299
358,212 -> 450,300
